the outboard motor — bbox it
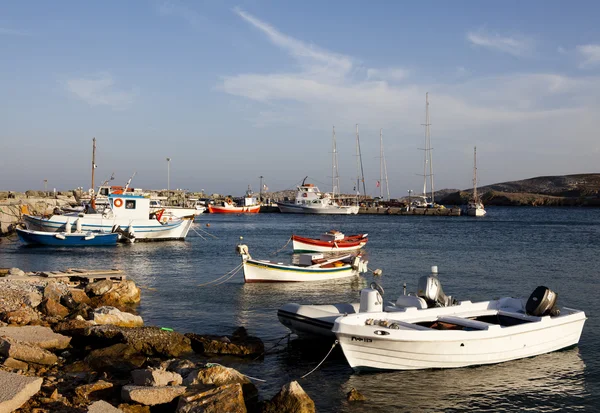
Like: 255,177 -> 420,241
526,286 -> 560,317
417,267 -> 454,308
359,282 -> 384,313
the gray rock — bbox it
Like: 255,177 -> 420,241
160,359 -> 196,378
0,370 -> 43,412
121,385 -> 186,406
44,282 -> 67,301
87,400 -> 124,412
183,365 -> 257,402
0,325 -> 71,350
92,306 -> 144,328
24,291 -> 43,308
3,357 -> 29,370
131,368 -> 182,386
0,336 -> 58,365
86,280 -> 114,296
84,343 -> 146,375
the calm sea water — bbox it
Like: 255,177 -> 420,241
2,207 -> 599,412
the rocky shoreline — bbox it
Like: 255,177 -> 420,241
0,270 -> 317,412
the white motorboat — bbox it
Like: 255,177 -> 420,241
24,194 -> 193,241
333,285 -> 586,371
237,244 -> 367,283
278,267 -> 451,338
277,179 -> 359,215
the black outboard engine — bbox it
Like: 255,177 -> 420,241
417,271 -> 454,308
526,286 -> 560,317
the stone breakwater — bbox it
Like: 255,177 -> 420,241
0,270 -> 316,412
0,192 -> 76,236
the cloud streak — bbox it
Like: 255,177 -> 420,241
65,73 -> 135,109
0,27 -> 30,36
576,44 -> 600,68
466,29 -> 533,57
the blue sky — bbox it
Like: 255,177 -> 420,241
2,1 -> 599,197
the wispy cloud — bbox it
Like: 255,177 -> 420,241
65,73 -> 135,109
0,27 -> 30,36
466,29 -> 533,57
155,1 -> 206,27
366,68 -> 409,82
576,44 -> 600,68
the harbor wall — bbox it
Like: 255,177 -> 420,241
0,195 -> 74,235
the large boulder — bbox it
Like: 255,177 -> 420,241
97,280 -> 141,307
260,381 -> 315,413
91,307 -> 144,328
177,383 -> 247,413
85,343 -> 146,374
131,368 -> 182,386
86,325 -> 192,358
43,282 -> 67,302
40,297 -> 70,318
74,379 -> 114,401
347,387 -> 367,401
184,365 -> 257,401
87,400 -> 123,413
2,307 -> 40,325
0,325 -> 71,350
0,336 -> 58,365
186,327 -> 264,357
0,370 -> 43,412
160,359 -> 197,378
85,280 -> 114,297
121,385 -> 186,406
70,288 -> 92,305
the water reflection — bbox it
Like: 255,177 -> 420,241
340,349 -> 587,412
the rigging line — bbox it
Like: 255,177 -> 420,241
271,236 -> 292,255
193,224 -> 218,238
191,227 -> 207,240
300,340 -> 339,379
197,263 -> 243,287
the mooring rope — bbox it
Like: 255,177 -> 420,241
253,333 -> 291,360
212,265 -> 243,286
299,340 -> 339,379
191,226 -> 207,240
194,224 -> 218,239
271,236 -> 292,255
197,263 -> 243,287
204,362 -> 267,382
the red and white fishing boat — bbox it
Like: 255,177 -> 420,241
292,230 -> 368,253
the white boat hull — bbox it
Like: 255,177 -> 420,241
467,207 -> 487,217
333,300 -> 586,370
150,206 -> 204,217
23,214 -> 193,241
277,203 -> 359,215
243,259 -> 358,283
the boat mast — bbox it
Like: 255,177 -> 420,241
332,126 -> 340,197
473,146 -> 478,202
379,129 -> 383,199
91,137 -> 96,208
355,124 -> 366,198
380,128 -> 390,201
420,93 -> 434,204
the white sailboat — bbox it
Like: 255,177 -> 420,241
466,146 -> 486,217
414,93 -> 435,208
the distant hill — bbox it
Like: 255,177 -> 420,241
439,173 -> 600,207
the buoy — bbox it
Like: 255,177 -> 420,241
373,269 -> 383,276
206,223 -> 210,227
431,265 -> 438,275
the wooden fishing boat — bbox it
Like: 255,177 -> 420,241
333,285 -> 586,371
16,228 -> 119,246
292,230 -> 368,253
236,244 -> 367,283
208,202 -> 260,214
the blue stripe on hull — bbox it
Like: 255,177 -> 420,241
17,230 -> 118,246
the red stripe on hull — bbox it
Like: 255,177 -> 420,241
292,234 -> 368,248
208,205 -> 260,214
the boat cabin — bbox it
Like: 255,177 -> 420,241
109,194 -> 151,219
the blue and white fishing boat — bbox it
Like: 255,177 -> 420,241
23,194 -> 193,241
16,228 -> 119,246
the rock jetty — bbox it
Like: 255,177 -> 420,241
0,269 -> 316,412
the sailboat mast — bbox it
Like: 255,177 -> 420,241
473,146 -> 478,202
379,129 -> 383,199
332,126 -> 340,197
427,94 -> 434,204
382,129 -> 390,201
421,93 -> 434,204
91,137 -> 96,208
355,124 -> 367,197
356,124 -> 360,197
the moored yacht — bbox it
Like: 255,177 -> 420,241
277,179 -> 359,215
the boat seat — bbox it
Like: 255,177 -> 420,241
437,316 -> 500,330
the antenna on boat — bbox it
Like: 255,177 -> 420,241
124,172 -> 137,193
419,93 -> 434,204
332,126 -> 340,198
355,124 -> 366,198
